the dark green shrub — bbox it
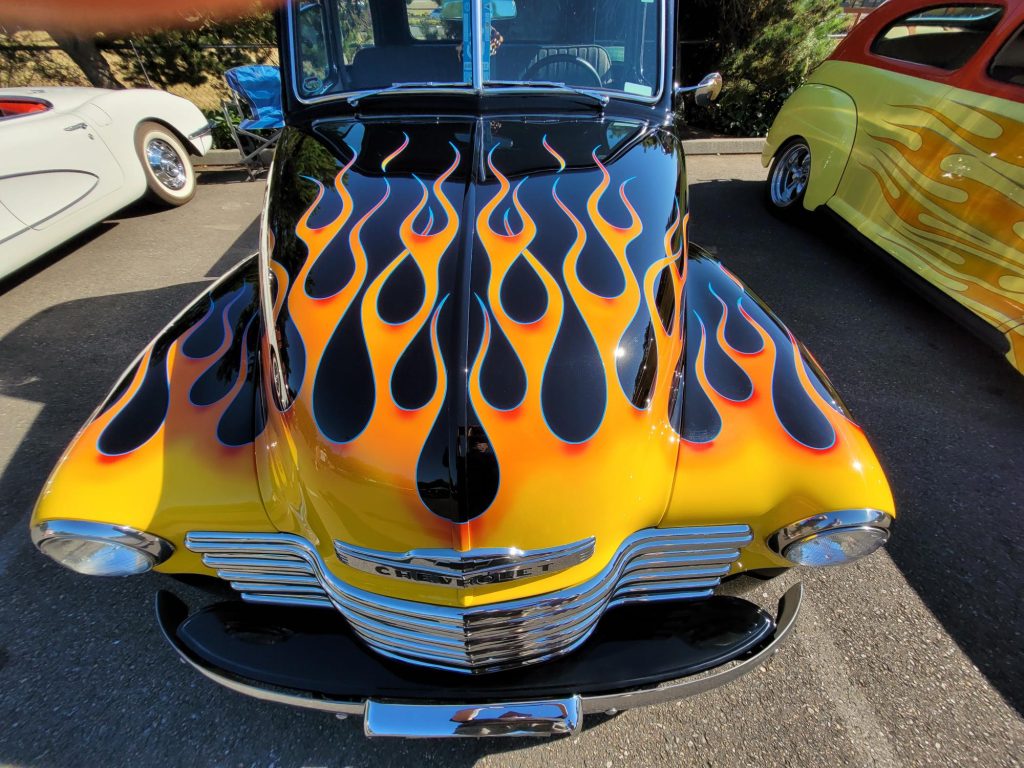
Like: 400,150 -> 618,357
683,0 -> 846,136
202,108 -> 241,150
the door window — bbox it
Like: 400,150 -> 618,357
989,23 -> 1024,84
871,4 -> 1003,70
295,0 -> 333,95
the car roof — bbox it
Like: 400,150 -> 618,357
831,0 -> 1023,101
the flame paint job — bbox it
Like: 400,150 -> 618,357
254,116 -> 892,607
32,115 -> 894,606
255,118 -> 696,605
663,250 -> 894,563
765,18 -> 1024,371
31,258 -> 275,573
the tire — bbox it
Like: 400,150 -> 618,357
766,138 -> 811,218
135,121 -> 196,207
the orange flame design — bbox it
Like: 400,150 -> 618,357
860,101 -> 1024,331
464,143 -> 687,545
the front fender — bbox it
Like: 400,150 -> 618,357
30,256 -> 273,574
92,88 -> 213,156
663,248 -> 895,568
762,83 -> 858,211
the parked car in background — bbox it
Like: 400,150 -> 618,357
764,0 -> 1024,372
0,87 -> 212,279
30,0 -> 896,739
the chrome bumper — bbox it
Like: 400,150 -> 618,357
156,583 -> 802,738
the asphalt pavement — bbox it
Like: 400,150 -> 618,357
0,158 -> 1021,768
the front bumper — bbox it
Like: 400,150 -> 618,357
156,583 -> 802,738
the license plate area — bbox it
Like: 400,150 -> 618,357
363,696 -> 582,738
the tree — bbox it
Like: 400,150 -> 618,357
116,10 -> 276,89
0,3 -> 274,91
46,32 -> 123,88
682,0 -> 847,136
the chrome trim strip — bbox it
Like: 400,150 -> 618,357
186,526 -> 752,673
364,697 -> 582,738
334,536 -> 595,588
188,122 -> 214,139
32,520 -> 174,562
155,584 -> 803,733
767,509 -> 893,556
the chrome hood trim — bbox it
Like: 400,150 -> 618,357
333,537 -> 596,588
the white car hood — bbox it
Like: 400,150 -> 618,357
0,87 -> 112,113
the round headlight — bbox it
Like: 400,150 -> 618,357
38,536 -> 155,576
32,520 -> 173,577
782,526 -> 889,567
768,509 -> 893,568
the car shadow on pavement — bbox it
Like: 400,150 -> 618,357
205,215 -> 261,278
0,223 -> 117,297
0,282 -> 210,534
689,177 -> 1024,716
197,167 -> 268,185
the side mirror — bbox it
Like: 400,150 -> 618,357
674,72 -> 723,108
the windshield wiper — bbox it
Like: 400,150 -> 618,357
346,82 -> 473,106
484,81 -> 609,108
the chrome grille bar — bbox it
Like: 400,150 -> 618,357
186,525 -> 752,674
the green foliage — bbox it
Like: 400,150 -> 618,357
685,0 -> 846,136
202,107 -> 240,149
117,7 -> 275,89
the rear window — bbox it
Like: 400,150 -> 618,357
989,23 -> 1024,85
871,4 -> 1004,70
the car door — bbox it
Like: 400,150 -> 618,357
830,4 -> 1022,336
949,16 -> 1024,350
0,200 -> 27,246
0,96 -> 124,232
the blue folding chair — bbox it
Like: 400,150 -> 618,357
222,65 -> 285,179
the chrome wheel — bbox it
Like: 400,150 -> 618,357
146,138 -> 187,191
769,142 -> 811,208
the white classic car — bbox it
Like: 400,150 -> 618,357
0,87 -> 213,279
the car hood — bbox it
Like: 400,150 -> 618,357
258,116 -> 688,603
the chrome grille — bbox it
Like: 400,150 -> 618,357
186,525 -> 752,674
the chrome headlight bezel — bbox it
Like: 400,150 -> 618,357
768,509 -> 893,567
32,520 -> 174,576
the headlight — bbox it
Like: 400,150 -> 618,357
32,520 -> 173,577
768,509 -> 892,567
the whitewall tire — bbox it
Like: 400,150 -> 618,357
135,121 -> 196,207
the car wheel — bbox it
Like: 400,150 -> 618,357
766,138 -> 811,216
135,121 -> 196,207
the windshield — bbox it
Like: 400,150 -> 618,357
289,0 -> 662,102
